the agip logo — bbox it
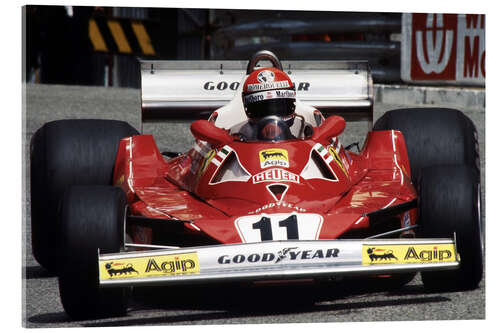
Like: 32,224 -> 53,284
104,262 -> 139,277
361,244 -> 457,265
99,252 -> 200,281
259,149 -> 289,168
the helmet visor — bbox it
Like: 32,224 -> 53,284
245,98 -> 296,120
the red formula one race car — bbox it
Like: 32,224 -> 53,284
30,51 -> 483,319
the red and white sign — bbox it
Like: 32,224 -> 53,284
401,13 -> 485,85
252,168 -> 300,184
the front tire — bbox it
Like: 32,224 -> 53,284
30,119 -> 138,272
58,186 -> 129,320
419,165 -> 483,291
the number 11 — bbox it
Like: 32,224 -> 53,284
252,215 -> 299,240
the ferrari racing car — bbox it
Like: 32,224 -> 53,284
30,51 -> 483,319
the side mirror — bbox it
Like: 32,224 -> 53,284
190,120 -> 234,147
311,116 -> 346,143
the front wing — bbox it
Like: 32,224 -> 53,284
98,238 -> 459,287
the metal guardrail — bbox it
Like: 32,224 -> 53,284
210,12 -> 402,83
214,15 -> 401,37
26,7 -> 404,86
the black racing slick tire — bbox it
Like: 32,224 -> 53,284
373,108 -> 480,184
419,165 -> 483,291
30,119 -> 138,272
58,186 -> 129,320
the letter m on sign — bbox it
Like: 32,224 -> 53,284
462,14 -> 485,79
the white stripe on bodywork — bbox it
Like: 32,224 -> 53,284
382,197 -> 397,209
391,130 -> 404,185
354,216 -> 365,225
211,158 -> 221,167
211,145 -> 233,167
217,151 -> 227,159
127,137 -> 135,193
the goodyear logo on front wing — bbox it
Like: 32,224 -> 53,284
99,252 -> 200,281
259,149 -> 289,168
361,244 -> 457,265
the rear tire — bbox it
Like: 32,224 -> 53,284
373,108 -> 480,184
30,119 -> 138,272
58,186 -> 129,320
419,165 -> 483,291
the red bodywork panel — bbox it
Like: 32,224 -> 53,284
113,127 -> 417,245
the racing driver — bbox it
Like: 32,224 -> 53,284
235,67 -> 314,141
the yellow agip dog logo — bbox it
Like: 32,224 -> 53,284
259,148 -> 289,168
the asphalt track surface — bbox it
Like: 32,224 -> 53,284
22,83 -> 486,328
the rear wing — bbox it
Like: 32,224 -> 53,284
140,59 -> 373,125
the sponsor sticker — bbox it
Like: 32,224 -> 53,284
259,148 -> 289,168
99,252 -> 200,280
199,149 -> 216,174
361,244 -> 457,265
217,246 -> 339,265
252,168 -> 299,184
247,201 -> 306,214
257,70 -> 275,83
328,146 -> 348,177
247,80 -> 291,92
243,89 -> 296,104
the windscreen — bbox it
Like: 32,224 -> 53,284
230,116 -> 313,142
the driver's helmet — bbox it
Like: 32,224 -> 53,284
242,67 -> 296,124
